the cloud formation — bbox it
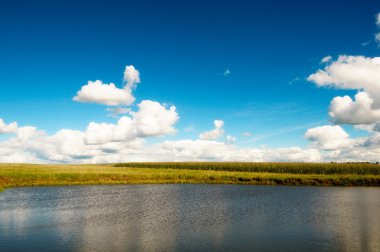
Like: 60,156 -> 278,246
0,119 -> 18,134
123,65 -> 140,88
320,56 -> 332,64
85,100 -> 179,144
305,125 -> 350,151
74,65 -> 140,106
376,13 -> 380,46
0,100 -> 178,163
0,124 -> 323,163
5,44 -> 380,164
308,55 -> 380,125
199,120 -> 224,140
329,92 -> 380,125
106,107 -> 131,118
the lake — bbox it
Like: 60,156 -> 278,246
1,185 -> 380,252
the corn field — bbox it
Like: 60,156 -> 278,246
114,162 -> 380,175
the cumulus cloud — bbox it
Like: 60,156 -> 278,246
308,56 -> 380,107
5,117 -> 380,163
199,120 -> 224,140
0,120 -> 323,163
0,119 -> 18,134
86,100 -> 179,144
223,69 -> 231,76
376,13 -> 380,27
329,92 -> 380,125
139,140 -> 321,162
131,100 -> 179,137
320,55 -> 332,64
308,55 -> 380,125
305,125 -> 350,151
85,117 -> 135,145
74,65 -> 140,106
123,65 -> 140,88
73,80 -> 135,106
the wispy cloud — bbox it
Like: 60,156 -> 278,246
242,132 -> 252,137
320,56 -> 332,64
288,77 -> 301,85
242,121 -> 326,144
223,69 -> 231,76
106,107 -> 131,118
361,41 -> 371,47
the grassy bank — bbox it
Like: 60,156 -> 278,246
1,163 -> 380,191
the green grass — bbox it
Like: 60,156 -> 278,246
0,162 -> 380,192
115,162 -> 380,175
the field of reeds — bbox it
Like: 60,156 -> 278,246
115,162 -> 380,175
0,162 -> 380,191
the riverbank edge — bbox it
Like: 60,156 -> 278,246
1,164 -> 380,192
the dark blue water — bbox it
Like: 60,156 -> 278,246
1,185 -> 380,252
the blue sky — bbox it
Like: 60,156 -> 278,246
1,0 -> 380,163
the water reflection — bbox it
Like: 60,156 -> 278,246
0,185 -> 380,252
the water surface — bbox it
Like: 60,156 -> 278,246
1,185 -> 380,252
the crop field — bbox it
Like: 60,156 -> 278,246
0,162 -> 380,191
115,162 -> 380,175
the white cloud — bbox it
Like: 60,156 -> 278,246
0,119 -> 18,134
123,65 -> 140,88
140,140 -> 321,162
199,120 -> 224,140
74,65 -> 140,106
106,107 -> 131,118
223,69 -> 231,76
320,55 -> 332,64
329,92 -> 380,125
85,117 -> 135,145
85,100 -> 179,144
0,120 -> 323,163
308,56 -> 380,107
308,55 -> 380,125
305,125 -> 350,151
131,100 -> 179,137
376,13 -> 380,26
73,80 -> 135,106
5,117 -> 380,163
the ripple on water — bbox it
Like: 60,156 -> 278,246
1,184 -> 380,252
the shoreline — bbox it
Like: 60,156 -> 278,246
1,163 -> 380,191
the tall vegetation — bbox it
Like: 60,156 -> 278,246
115,162 -> 380,175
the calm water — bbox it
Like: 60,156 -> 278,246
0,185 -> 380,252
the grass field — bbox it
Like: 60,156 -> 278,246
115,162 -> 380,174
1,162 -> 380,191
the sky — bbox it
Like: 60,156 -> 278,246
1,0 -> 380,163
